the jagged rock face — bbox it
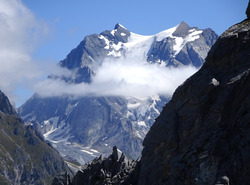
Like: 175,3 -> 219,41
58,24 -> 131,83
0,91 -> 17,115
67,147 -> 138,185
0,91 -> 70,184
138,19 -> 250,185
18,22 -> 217,164
147,22 -> 217,67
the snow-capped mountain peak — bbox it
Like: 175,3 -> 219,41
114,23 -> 127,30
19,22 -> 218,165
98,22 -> 206,67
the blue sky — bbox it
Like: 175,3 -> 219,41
0,0 -> 248,107
23,0 -> 247,62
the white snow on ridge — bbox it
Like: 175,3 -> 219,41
111,29 -> 116,36
171,29 -> 203,56
154,24 -> 179,41
98,23 -> 203,63
117,23 -> 126,29
137,121 -> 146,127
81,149 -> 94,155
123,24 -> 179,58
106,23 -> 203,61
123,33 -> 153,60
173,37 -> 184,56
98,35 -> 110,49
107,50 -> 121,57
149,95 -> 161,114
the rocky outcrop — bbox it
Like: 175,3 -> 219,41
70,146 -> 137,185
138,18 -> 250,185
0,90 -> 70,184
0,91 -> 17,115
52,171 -> 72,185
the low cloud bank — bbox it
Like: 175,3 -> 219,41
35,58 -> 198,98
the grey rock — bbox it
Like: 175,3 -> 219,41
101,23 -> 131,44
52,171 -> 72,185
71,147 -> 138,185
172,21 -> 190,37
147,22 -> 218,67
147,37 -> 176,63
0,90 -> 17,115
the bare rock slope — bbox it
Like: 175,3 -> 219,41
138,15 -> 250,185
0,91 -> 70,185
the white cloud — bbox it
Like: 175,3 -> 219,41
35,57 -> 198,98
0,0 -> 49,105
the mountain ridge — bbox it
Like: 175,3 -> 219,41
0,90 -> 70,185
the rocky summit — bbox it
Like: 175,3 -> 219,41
53,146 -> 138,185
0,91 -> 70,185
64,4 -> 250,185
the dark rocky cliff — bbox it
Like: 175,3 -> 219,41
138,16 -> 250,185
0,91 -> 70,185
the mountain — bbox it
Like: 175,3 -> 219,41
66,4 -> 250,185
0,90 -> 70,185
18,22 -> 218,164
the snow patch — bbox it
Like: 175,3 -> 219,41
107,50 -> 121,57
112,42 -> 123,50
121,32 -> 126,36
43,120 -> 50,125
149,95 -> 161,114
107,41 -> 123,57
137,121 -> 146,127
81,149 -> 94,155
155,25 -> 179,42
173,37 -> 184,55
90,149 -> 99,153
211,78 -> 220,86
171,29 -> 203,56
98,35 -> 110,50
111,30 -> 116,36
